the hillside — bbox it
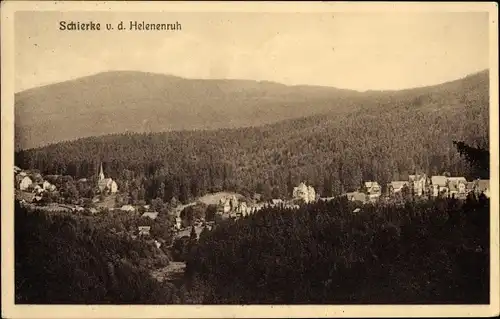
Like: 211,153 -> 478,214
184,196 -> 490,304
15,70 -> 489,204
15,71 -> 360,150
15,70 -> 488,150
14,201 -> 178,304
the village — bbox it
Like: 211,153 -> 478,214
14,163 -> 490,243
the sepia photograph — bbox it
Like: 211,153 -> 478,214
1,1 -> 499,318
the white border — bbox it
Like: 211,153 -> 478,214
2,2 -> 499,318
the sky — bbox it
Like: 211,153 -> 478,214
15,11 -> 490,92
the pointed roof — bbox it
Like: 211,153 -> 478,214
99,162 -> 105,177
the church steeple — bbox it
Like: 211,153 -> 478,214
99,162 -> 105,181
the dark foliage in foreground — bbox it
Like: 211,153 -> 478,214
453,141 -> 490,179
184,196 -> 490,304
14,201 -> 178,304
14,194 -> 490,304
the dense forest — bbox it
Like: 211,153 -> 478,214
14,100 -> 491,304
15,193 -> 490,304
14,201 -> 185,304
15,70 -> 489,205
182,194 -> 490,304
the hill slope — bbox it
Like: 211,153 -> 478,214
15,71 -> 361,150
15,70 -> 489,150
15,70 -> 489,203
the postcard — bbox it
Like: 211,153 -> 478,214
1,1 -> 498,318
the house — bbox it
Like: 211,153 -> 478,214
475,179 -> 490,198
408,174 -> 427,196
97,163 -> 118,194
237,202 -> 248,216
120,205 -> 135,212
218,197 -> 232,214
293,182 -> 316,204
17,175 -> 33,191
98,178 -> 118,194
141,212 -> 159,220
33,184 -> 44,194
448,177 -> 467,198
353,208 -> 361,213
431,176 -> 448,197
138,226 -> 151,237
448,182 -> 459,198
271,199 -> 283,206
388,181 -> 409,196
363,181 -> 381,201
42,180 -> 56,192
320,196 -> 335,202
229,195 -> 239,211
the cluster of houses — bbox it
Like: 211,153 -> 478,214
15,163 -> 118,205
215,190 -> 306,221
14,166 -> 57,202
15,163 -> 492,245
346,174 -> 490,204
216,195 -> 264,219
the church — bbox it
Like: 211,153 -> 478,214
97,163 -> 118,194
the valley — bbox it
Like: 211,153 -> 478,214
12,69 -> 491,305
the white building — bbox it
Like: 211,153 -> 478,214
431,176 -> 449,197
97,163 -> 118,194
237,201 -> 248,216
408,174 -> 428,196
42,180 -> 56,192
18,176 -> 33,191
293,182 -> 316,204
448,177 -> 467,197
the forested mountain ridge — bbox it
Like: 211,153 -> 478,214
15,70 -> 489,205
15,69 -> 488,150
15,71 -> 358,150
